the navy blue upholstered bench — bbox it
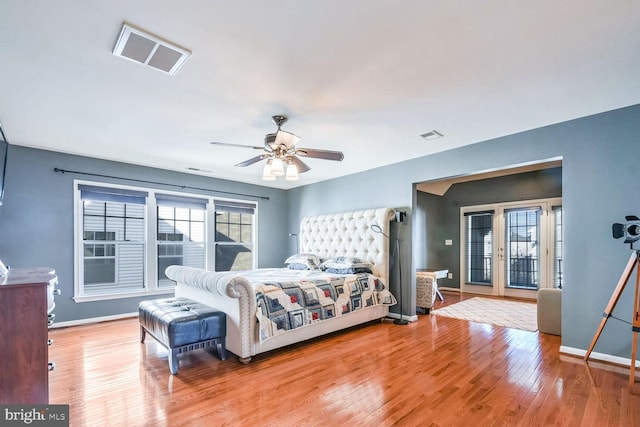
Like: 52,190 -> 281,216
139,297 -> 227,374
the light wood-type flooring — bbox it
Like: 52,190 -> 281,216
48,292 -> 640,426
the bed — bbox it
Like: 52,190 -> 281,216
165,207 -> 396,363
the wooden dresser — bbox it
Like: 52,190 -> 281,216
0,268 -> 57,404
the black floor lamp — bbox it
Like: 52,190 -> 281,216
371,223 -> 408,325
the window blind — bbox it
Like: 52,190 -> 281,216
155,193 -> 208,209
79,184 -> 147,204
215,200 -> 256,215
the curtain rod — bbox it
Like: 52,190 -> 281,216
53,167 -> 270,200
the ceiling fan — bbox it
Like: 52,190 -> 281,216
211,115 -> 344,181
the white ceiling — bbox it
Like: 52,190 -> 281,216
1,1 -> 639,189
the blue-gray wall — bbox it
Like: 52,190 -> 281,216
0,146 -> 289,322
288,103 -> 640,359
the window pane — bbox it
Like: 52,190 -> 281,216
158,244 -> 205,287
553,206 -> 563,289
216,245 -> 252,271
157,205 -> 174,220
191,209 -> 205,222
106,203 -> 124,217
506,209 -> 540,290
125,217 -> 145,241
83,243 -> 144,294
466,213 -> 493,285
112,244 -> 145,290
156,203 -> 207,287
175,207 -> 190,221
215,212 -> 253,243
190,222 -> 205,243
84,258 -> 115,285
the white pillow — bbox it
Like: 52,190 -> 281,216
284,253 -> 322,270
320,256 -> 373,273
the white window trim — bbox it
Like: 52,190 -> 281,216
73,180 -> 258,303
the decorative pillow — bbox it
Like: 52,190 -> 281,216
324,267 -> 373,274
320,256 -> 373,274
284,253 -> 322,270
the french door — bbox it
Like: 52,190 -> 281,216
461,198 -> 562,298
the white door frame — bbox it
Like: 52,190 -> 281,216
460,197 -> 562,298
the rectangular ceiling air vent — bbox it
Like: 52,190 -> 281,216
112,23 -> 191,76
420,130 -> 443,141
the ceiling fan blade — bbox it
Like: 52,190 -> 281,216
211,141 -> 265,150
295,148 -> 344,161
289,155 -> 311,173
234,154 -> 268,167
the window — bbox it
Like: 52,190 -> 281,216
214,201 -> 255,271
79,185 -> 147,296
74,182 -> 257,302
156,194 -> 207,288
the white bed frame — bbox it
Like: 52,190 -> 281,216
168,207 -> 396,363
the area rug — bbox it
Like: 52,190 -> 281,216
432,297 -> 538,332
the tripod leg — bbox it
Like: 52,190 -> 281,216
585,252 -> 638,361
631,331 -> 639,392
630,258 -> 640,392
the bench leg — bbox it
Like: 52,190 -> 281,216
169,349 -> 179,375
140,326 -> 146,343
216,338 -> 227,361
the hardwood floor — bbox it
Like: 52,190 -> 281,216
48,292 -> 640,426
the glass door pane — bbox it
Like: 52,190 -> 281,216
552,206 -> 563,289
505,208 -> 541,290
465,212 -> 493,286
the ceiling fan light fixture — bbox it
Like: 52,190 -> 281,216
262,161 -> 276,181
274,130 -> 300,149
285,162 -> 299,181
271,157 -> 285,176
216,114 -> 343,181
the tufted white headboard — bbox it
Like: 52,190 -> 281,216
299,208 -> 396,285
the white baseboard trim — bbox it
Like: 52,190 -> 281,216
560,345 -> 640,368
50,312 -> 138,329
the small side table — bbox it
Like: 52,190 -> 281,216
429,269 -> 447,301
417,269 -> 448,302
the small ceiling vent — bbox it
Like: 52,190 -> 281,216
112,23 -> 191,76
420,130 -> 443,141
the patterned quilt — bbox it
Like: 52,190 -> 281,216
247,269 -> 396,341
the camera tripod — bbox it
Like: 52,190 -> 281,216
584,250 -> 640,392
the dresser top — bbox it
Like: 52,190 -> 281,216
0,267 -> 57,287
